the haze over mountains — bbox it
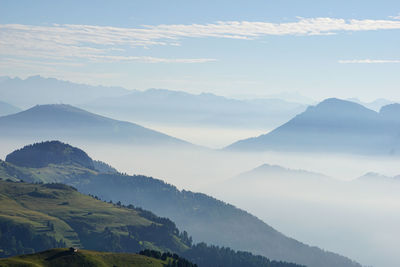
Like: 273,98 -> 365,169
357,172 -> 400,183
3,75 -> 400,150
1,75 -> 400,267
348,98 -> 395,112
0,141 -> 361,267
0,76 -> 129,108
82,88 -> 306,129
2,0 -> 400,266
0,104 -> 192,147
0,76 -> 307,131
233,163 -> 330,182
227,98 -> 400,155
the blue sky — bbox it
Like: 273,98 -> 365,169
1,0 -> 399,101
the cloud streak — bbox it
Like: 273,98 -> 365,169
339,59 -> 400,64
1,17 -> 400,65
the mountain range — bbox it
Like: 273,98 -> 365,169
0,75 -> 129,108
226,98 -> 400,155
81,88 -> 306,129
0,75 -> 306,129
0,141 -> 361,267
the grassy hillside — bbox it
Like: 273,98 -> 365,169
0,248 -> 168,267
0,178 -> 302,267
0,180 -> 189,258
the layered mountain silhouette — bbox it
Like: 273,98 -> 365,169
0,141 -> 361,267
347,97 -> 394,111
82,88 -> 306,128
234,163 -> 330,182
356,172 -> 400,182
0,100 -> 20,116
0,75 -> 129,108
0,104 -> 191,146
226,98 -> 400,155
0,75 -> 306,129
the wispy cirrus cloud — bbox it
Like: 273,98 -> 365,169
339,59 -> 400,64
389,14 -> 400,20
1,17 -> 400,65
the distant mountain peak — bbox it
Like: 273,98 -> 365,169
237,163 -> 329,181
30,103 -> 90,113
311,98 -> 376,113
225,97 -> 390,153
11,104 -> 112,123
356,172 -> 397,182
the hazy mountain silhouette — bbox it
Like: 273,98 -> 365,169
82,88 -> 305,128
0,104 -> 192,146
234,163 -> 330,182
0,76 -> 129,108
356,172 -> 400,182
226,98 -> 400,155
0,100 -> 21,116
0,75 -> 306,129
348,98 -> 395,111
380,103 -> 400,123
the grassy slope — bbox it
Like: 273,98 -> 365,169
0,160 -> 96,184
0,180 -> 187,252
0,248 -> 166,267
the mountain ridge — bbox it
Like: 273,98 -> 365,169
0,104 -> 194,147
0,75 -> 130,108
226,98 -> 400,154
234,163 -> 330,182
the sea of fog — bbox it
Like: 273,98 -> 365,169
1,128 -> 400,267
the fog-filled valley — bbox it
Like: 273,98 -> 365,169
58,145 -> 400,267
1,135 -> 400,267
